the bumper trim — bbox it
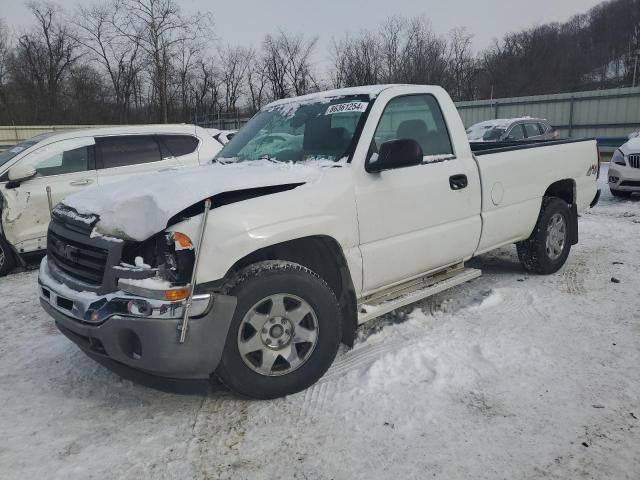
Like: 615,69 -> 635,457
590,188 -> 601,208
56,320 -> 212,395
41,289 -> 237,383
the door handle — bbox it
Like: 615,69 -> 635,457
70,179 -> 93,186
449,174 -> 468,190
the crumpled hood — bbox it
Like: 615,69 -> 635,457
63,160 -> 323,241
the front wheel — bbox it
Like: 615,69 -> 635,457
216,261 -> 341,399
0,236 -> 16,277
517,197 -> 572,275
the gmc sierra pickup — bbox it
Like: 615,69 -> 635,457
38,85 -> 601,399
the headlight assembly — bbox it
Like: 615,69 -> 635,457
611,149 -> 626,166
161,232 -> 196,284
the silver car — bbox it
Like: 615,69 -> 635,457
467,117 -> 558,142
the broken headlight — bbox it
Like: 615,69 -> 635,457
160,232 -> 195,284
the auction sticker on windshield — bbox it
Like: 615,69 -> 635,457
325,102 -> 369,115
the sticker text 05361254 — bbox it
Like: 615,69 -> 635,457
325,102 -> 369,115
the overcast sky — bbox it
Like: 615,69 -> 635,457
1,0 -> 605,70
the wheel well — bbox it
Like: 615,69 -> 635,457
543,179 -> 578,245
544,179 -> 575,205
226,236 -> 358,347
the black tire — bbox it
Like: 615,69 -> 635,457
610,188 -> 632,198
516,197 -> 572,275
0,236 -> 16,277
216,260 -> 342,399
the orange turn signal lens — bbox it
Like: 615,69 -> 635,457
163,287 -> 191,301
173,232 -> 193,249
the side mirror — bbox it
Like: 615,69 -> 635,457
8,163 -> 37,182
366,138 -> 424,173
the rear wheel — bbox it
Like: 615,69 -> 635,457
216,261 -> 341,399
0,236 -> 16,277
517,197 -> 572,275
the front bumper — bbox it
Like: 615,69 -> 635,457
608,165 -> 640,191
39,259 -> 237,385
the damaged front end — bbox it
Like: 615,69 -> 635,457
38,203 -> 237,386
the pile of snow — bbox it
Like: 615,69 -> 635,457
63,160 -> 324,242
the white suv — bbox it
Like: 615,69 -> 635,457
0,125 -> 222,276
608,134 -> 640,197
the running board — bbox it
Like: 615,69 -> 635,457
357,267 -> 482,324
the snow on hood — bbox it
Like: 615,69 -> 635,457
621,136 -> 640,154
63,160 -> 325,241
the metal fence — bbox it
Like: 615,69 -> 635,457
456,86 -> 640,150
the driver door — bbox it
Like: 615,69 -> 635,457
1,137 -> 97,252
354,93 -> 482,293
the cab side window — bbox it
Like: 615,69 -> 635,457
524,123 -> 542,138
507,124 -> 525,140
373,94 -> 453,158
34,145 -> 94,177
158,135 -> 199,158
18,139 -> 95,178
97,136 -> 161,168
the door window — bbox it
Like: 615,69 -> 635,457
373,94 -> 453,158
97,136 -> 161,168
506,124 -> 525,140
158,135 -> 200,158
524,123 -> 542,138
18,138 -> 95,177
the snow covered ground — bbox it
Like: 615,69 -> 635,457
0,167 -> 639,479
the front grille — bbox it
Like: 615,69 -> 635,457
48,230 -> 109,285
629,154 -> 640,169
620,180 -> 640,187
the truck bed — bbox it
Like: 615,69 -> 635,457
470,137 -> 596,155
470,137 -> 599,255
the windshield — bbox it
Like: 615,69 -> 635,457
482,127 -> 506,141
216,95 -> 371,163
466,123 -> 506,142
0,133 -> 53,168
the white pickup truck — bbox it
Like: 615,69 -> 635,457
38,85 -> 601,399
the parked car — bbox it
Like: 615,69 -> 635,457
206,128 -> 237,145
466,117 -> 558,142
608,133 -> 640,197
39,85 -> 600,399
0,125 -> 222,276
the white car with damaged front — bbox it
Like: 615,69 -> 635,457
608,135 -> 640,197
0,124 -> 222,276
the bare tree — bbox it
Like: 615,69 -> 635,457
0,19 -> 11,110
246,50 -> 268,112
331,32 -> 382,87
73,1 -> 142,122
115,0 -> 212,122
220,45 -> 251,112
446,27 -> 477,101
279,32 -> 318,95
16,1 -> 79,123
262,33 -> 289,100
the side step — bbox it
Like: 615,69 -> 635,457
357,266 -> 482,324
